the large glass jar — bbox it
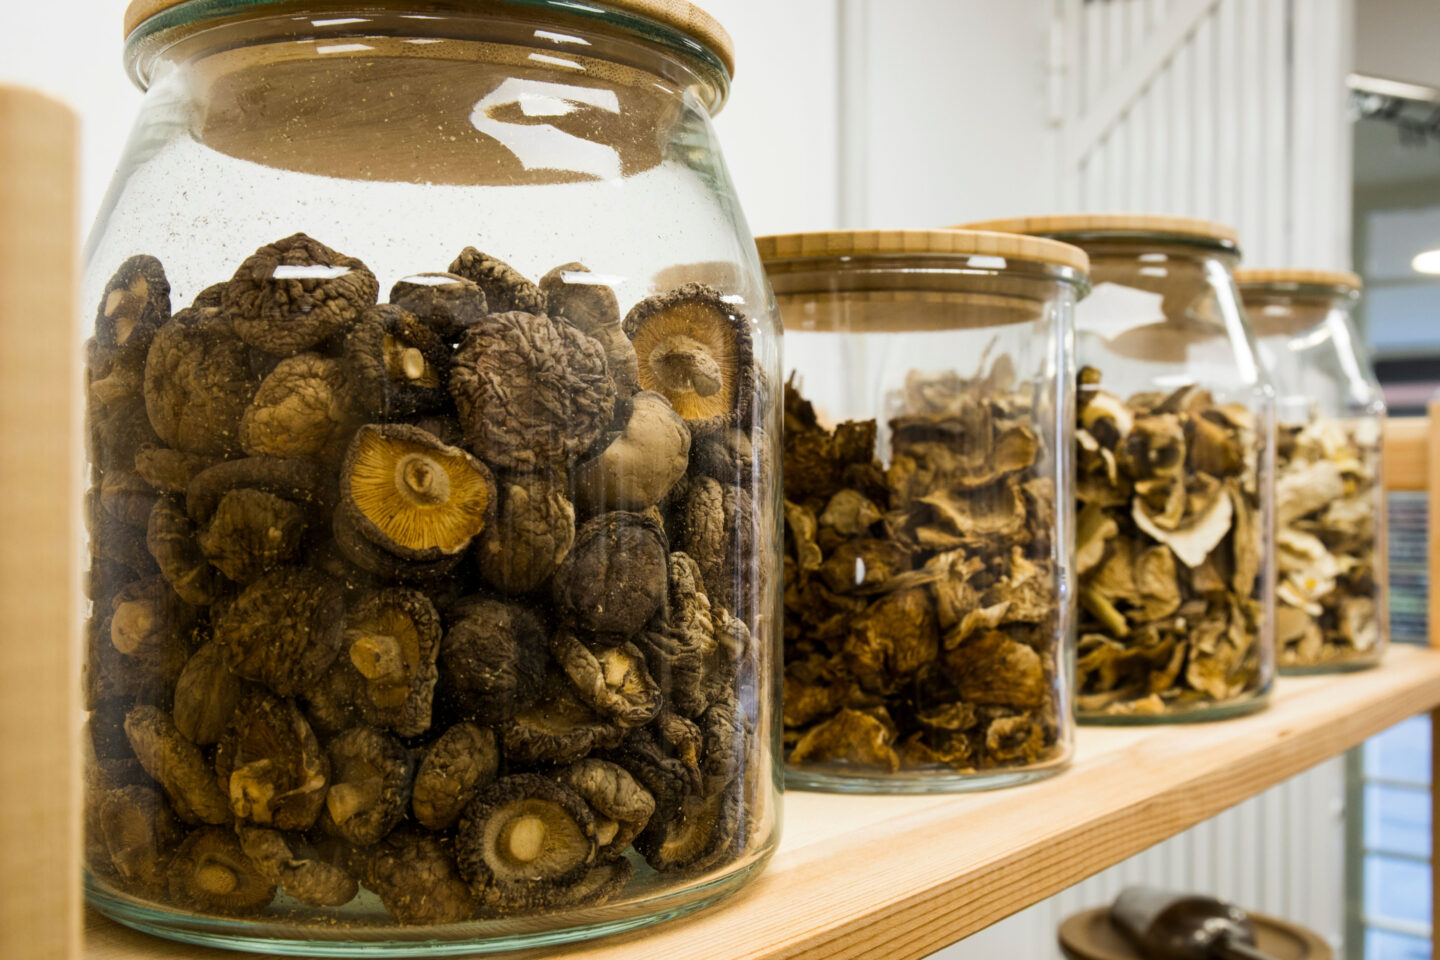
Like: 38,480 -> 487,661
758,229 -> 1087,792
82,2 -> 782,953
1237,269 -> 1387,673
966,215 -> 1276,723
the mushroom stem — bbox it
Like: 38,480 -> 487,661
394,453 -> 451,507
347,631 -> 407,683
503,816 -> 548,863
595,818 -> 620,847
400,347 -> 427,382
195,862 -> 239,896
326,779 -> 382,825
649,335 -> 723,398
110,599 -> 161,656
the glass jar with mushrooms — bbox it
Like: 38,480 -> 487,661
965,214 -> 1277,722
82,1 -> 781,953
1238,269 -> 1387,673
759,229 -> 1088,792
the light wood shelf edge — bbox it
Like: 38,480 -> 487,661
86,646 -> 1440,960
1382,415 -> 1430,492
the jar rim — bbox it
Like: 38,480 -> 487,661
1235,267 -> 1362,294
123,0 -> 734,94
959,213 -> 1240,253
755,229 -> 1091,276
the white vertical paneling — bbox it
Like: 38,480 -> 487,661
1214,0 -> 1240,227
1192,10 -> 1216,215
1260,0 -> 1288,263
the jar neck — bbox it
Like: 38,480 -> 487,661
1241,286 -> 1356,338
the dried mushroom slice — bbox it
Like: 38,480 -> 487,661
551,629 -> 663,728
144,309 -> 258,457
501,681 -> 624,766
215,691 -> 329,830
555,759 -> 655,864
449,310 -> 616,471
124,705 -> 231,824
335,423 -> 495,579
239,353 -> 362,460
412,723 -> 499,831
339,587 -> 442,737
365,827 -> 478,924
447,247 -> 544,314
197,488 -> 306,583
477,471 -> 576,595
624,283 -> 754,436
438,596 -> 547,724
97,784 -> 180,894
172,641 -> 245,746
146,496 -> 226,605
456,774 -> 597,894
551,512 -> 668,641
575,391 -> 691,514
320,725 -> 413,846
223,233 -> 378,356
96,255 -> 170,351
344,304 -> 452,418
134,445 -> 217,494
634,785 -> 739,874
214,567 -> 345,697
167,827 -> 276,915
236,826 -> 358,908
390,272 -> 488,341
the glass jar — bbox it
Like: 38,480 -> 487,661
966,214 -> 1276,723
758,229 -> 1087,792
1237,269 -> 1387,673
83,2 -> 782,953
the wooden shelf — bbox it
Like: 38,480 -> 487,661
86,644 -> 1440,960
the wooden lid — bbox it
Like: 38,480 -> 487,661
755,229 -> 1090,274
1235,268 -> 1362,291
124,0 -> 736,78
959,213 -> 1239,247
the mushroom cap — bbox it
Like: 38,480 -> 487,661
143,309 -> 258,457
389,272 -> 489,342
437,596 -> 548,725
215,690 -> 330,831
239,353 -> 361,460
540,262 -> 621,335
343,304 -> 452,419
551,512 -> 669,641
412,722 -> 499,831
456,773 -> 597,891
167,826 -> 276,915
574,391 -> 692,514
447,248 -> 544,315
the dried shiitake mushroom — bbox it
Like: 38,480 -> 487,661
343,304 -> 451,418
338,587 -> 442,737
449,310 -> 616,471
477,472 -> 575,595
215,691 -> 329,830
624,283 -> 754,436
364,827 -> 478,924
107,575 -> 196,689
144,309 -> 258,457
447,248 -> 544,315
412,722 -> 499,831
237,826 -> 358,908
634,784 -> 739,873
575,391 -> 691,513
555,759 -> 655,864
100,470 -> 160,527
438,596 -> 547,724
134,445 -> 217,494
320,725 -> 413,846
185,455 -> 331,524
223,233 -> 378,356
551,512 -> 668,641
97,784 -> 179,894
335,424 -> 495,579
172,641 -> 245,746
146,496 -> 227,605
456,774 -> 597,895
541,262 -> 639,396
480,858 -> 633,913
389,272 -> 488,342
239,353 -> 361,460
167,826 -> 275,915
96,255 -> 170,352
637,552 -> 731,718
214,567 -> 345,697
551,629 -> 663,728
197,488 -> 306,584
501,681 -> 624,766
124,705 -> 231,825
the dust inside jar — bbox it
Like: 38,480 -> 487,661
82,238 -> 770,926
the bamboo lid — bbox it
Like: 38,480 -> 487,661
124,0 -> 736,77
959,213 -> 1239,247
1235,268 -> 1362,291
755,229 -> 1090,274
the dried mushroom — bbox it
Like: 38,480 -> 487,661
449,310 -> 616,471
237,826 -> 358,907
556,759 -> 655,863
96,255 -> 170,351
97,784 -> 179,894
146,496 -> 227,605
337,587 -> 442,736
551,512 -> 668,641
185,455 -> 331,524
624,283 -> 754,436
134,445 -> 217,494
215,567 -> 345,697
320,725 -> 413,846
575,391 -> 691,513
477,471 -> 575,594
167,827 -> 275,915
172,641 -> 245,746
390,272 -> 488,341
124,705 -> 230,825
239,353 -> 361,460
344,304 -> 451,419
541,262 -> 639,396
364,827 -> 477,923
144,309 -> 258,456
335,424 -> 494,579
552,629 -> 663,727
223,233 -> 378,356
637,552 -> 732,718
634,785 -> 738,873
501,681 -> 624,765
215,691 -> 328,830
456,774 -> 597,895
197,488 -> 306,583
480,858 -> 632,913
412,723 -> 499,831
101,470 -> 161,527
438,596 -> 547,724
447,248 -> 544,314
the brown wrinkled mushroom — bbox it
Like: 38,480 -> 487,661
124,705 -> 231,824
456,774 -> 597,896
555,759 -> 655,864
239,353 -> 362,460
343,304 -> 451,418
500,680 -> 624,766
172,641 -> 245,746
237,826 -> 358,908
635,552 -> 732,718
447,247 -> 544,314
624,283 -> 754,436
223,233 -> 378,356
214,567 -> 345,697
438,596 -> 547,724
634,784 -> 739,873
699,695 -> 745,792
390,272 -> 488,342
100,470 -> 160,528
364,827 -> 478,924
97,784 -> 180,894
335,424 -> 495,579
144,308 -> 258,456
95,254 -> 170,351
789,708 -> 900,773
197,488 -> 307,583
133,444 -> 217,494
185,455 -> 331,525
480,858 -> 633,913
551,512 -> 668,641
551,629 -> 663,728
600,726 -> 696,828
477,471 -> 576,595
338,587 -> 442,736
412,722 -> 499,830
167,826 -> 275,915
107,574 -> 196,672
691,427 -> 762,486
449,310 -> 616,471
541,261 -> 639,396
146,495 -> 227,605
320,725 -> 413,846
575,391 -> 691,514
215,691 -> 329,830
